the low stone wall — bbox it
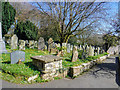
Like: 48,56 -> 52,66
69,55 -> 109,77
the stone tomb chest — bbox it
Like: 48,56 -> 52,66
31,55 -> 63,80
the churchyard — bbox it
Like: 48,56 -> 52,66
1,2 -> 119,86
1,34 -> 109,84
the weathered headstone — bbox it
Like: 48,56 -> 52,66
48,38 -> 54,52
0,22 -> 7,53
79,45 -> 82,50
95,52 -> 97,56
82,45 -> 87,59
10,50 -> 25,64
57,43 -> 61,48
85,45 -> 89,58
38,37 -> 45,50
92,46 -> 95,56
89,45 -> 93,56
50,48 -> 58,54
3,37 -> 5,42
10,34 -> 18,49
67,43 -> 71,53
53,42 -> 56,48
62,43 -> 67,48
25,40 -> 29,47
29,40 -> 35,49
19,40 -> 25,50
34,41 -> 38,48
44,45 -> 47,51
70,45 -> 73,51
97,47 -> 100,55
71,46 -> 78,62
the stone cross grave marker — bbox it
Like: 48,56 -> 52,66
10,34 -> 18,49
10,50 -> 25,64
38,37 -> 45,50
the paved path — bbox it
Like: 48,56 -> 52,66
2,55 -> 119,88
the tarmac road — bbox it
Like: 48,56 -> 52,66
1,55 -> 119,88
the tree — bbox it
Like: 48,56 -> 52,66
32,2 -> 107,47
76,26 -> 94,45
37,16 -> 59,42
14,20 -> 38,40
102,34 -> 119,51
2,2 -> 16,36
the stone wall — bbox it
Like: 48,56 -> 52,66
69,55 -> 109,77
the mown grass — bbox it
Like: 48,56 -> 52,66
1,45 -> 108,84
1,47 -> 50,84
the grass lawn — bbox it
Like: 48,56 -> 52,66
1,46 -> 108,84
1,47 -> 50,84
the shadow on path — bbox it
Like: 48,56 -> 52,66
87,56 -> 120,86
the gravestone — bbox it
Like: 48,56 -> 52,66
44,45 -> 47,51
29,40 -> 34,49
79,45 -> 82,50
11,50 -> 25,64
67,43 -> 71,53
3,37 -> 5,42
0,22 -> 7,53
52,42 -> 56,48
70,45 -> 73,51
81,45 -> 87,59
92,47 -> 95,56
25,40 -> 29,47
57,43 -> 60,48
50,48 -> 58,54
10,34 -> 18,49
38,37 -> 45,50
55,43 -> 58,48
95,52 -> 97,56
85,45 -> 89,58
62,43 -> 67,48
48,38 -> 54,52
71,46 -> 78,62
34,41 -> 38,48
97,47 -> 100,55
89,45 -> 93,56
19,40 -> 25,50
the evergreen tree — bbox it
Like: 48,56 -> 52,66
2,2 -> 16,36
14,20 -> 38,40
